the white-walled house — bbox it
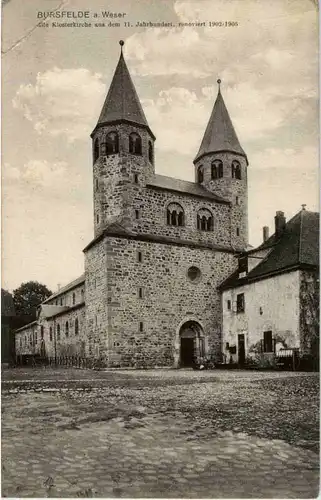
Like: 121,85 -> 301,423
219,209 -> 319,367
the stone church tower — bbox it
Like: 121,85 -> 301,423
83,42 -> 249,368
194,81 -> 248,249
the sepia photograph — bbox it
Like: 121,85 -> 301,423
1,0 -> 319,498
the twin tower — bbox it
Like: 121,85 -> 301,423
90,41 -> 248,250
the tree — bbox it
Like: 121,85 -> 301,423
13,281 -> 52,327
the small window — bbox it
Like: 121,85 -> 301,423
263,331 -> 273,353
138,287 -> 143,299
57,324 -> 61,341
49,327 -> 53,342
81,289 -> 84,301
135,209 -> 140,219
238,256 -> 248,274
20,338 -> 22,348
35,332 -> 38,344
225,342 -> 230,350
236,196 -> 239,205
197,166 -> 204,184
148,141 -> 153,163
105,131 -> 119,155
211,160 -> 223,179
129,133 -> 142,155
75,318 -> 79,335
134,173 -> 139,184
236,227 -> 240,236
232,160 -> 241,180
227,300 -> 231,310
96,213 -> 100,224
93,138 -> 99,163
236,293 -> 245,313
65,321 -> 69,337
167,203 -> 184,227
60,298 -> 63,306
72,292 -> 76,305
95,178 -> 99,191
40,325 -> 44,339
187,266 -> 201,282
139,322 -> 144,332
137,251 -> 142,263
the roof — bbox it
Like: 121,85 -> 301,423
1,289 -> 15,317
39,304 -> 69,319
42,274 -> 85,304
15,321 -> 37,333
147,174 -> 230,204
194,88 -> 247,163
219,209 -> 319,290
95,49 -> 151,134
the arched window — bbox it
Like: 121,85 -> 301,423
57,324 -> 60,341
40,325 -> 44,339
75,318 -> 79,335
65,321 -> 69,337
105,131 -> 119,155
232,160 -> 241,180
211,160 -> 223,179
72,292 -> 76,305
166,203 -> 185,227
49,327 -> 53,342
93,138 -> 99,163
148,141 -> 153,163
197,166 -> 204,184
197,208 -> 214,231
129,133 -> 142,155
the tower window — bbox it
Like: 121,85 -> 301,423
236,227 -> 240,236
139,322 -> 144,332
197,166 -> 204,184
197,208 -> 214,231
135,209 -> 140,219
166,203 -> 184,227
129,133 -> 142,155
105,131 -> 119,155
96,213 -> 100,224
134,173 -> 139,184
236,196 -> 239,205
211,160 -> 223,179
93,138 -> 99,163
40,325 -> 44,339
95,178 -> 99,191
137,251 -> 143,262
81,289 -> 84,301
232,160 -> 241,180
138,287 -> 143,299
148,141 -> 153,163
75,317 -> 79,335
65,321 -> 69,337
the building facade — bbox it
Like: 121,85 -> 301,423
220,209 -> 319,367
15,42 -> 251,367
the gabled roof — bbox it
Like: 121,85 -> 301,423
194,88 -> 247,163
94,47 -> 152,135
219,209 -> 319,290
42,274 -> 85,304
147,174 -> 230,204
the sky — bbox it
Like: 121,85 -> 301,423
1,0 -> 319,293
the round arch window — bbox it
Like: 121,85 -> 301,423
187,266 -> 201,282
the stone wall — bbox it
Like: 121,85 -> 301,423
97,235 -> 237,368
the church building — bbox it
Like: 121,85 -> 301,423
15,41 -> 249,368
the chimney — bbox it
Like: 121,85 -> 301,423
263,226 -> 269,242
274,211 -> 286,239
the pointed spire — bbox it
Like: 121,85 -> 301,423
194,81 -> 247,163
95,41 -> 153,136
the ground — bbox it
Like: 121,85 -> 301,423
1,368 -> 319,498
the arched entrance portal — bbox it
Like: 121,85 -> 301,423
179,321 -> 205,367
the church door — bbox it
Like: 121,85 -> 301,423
180,337 -> 195,367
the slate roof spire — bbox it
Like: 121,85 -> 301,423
194,79 -> 247,163
93,40 -> 154,138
